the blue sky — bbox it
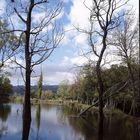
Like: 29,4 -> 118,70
0,0 -> 139,85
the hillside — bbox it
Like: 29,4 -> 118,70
13,85 -> 58,95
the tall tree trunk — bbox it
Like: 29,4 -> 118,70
96,63 -> 104,123
22,23 -> 32,140
96,33 -> 107,124
23,56 -> 31,120
22,43 -> 31,140
98,113 -> 104,140
22,1 -> 33,139
22,114 -> 31,140
96,33 -> 108,136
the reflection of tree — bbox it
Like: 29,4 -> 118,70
22,107 -> 31,140
98,116 -> 103,140
36,104 -> 41,130
133,121 -> 140,140
0,123 -> 8,138
0,104 -> 10,138
0,104 -> 11,122
59,105 -> 98,140
60,105 -> 79,117
57,105 -> 79,124
60,105 -> 140,140
42,104 -> 55,110
68,116 -> 98,140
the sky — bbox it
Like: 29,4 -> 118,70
0,0 -> 139,86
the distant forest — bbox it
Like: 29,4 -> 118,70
12,85 -> 58,95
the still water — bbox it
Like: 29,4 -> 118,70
0,103 -> 140,140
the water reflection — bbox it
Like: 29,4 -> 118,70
35,104 -> 41,140
22,113 -> 31,140
0,104 -> 11,139
0,104 -> 11,122
0,103 -> 139,140
98,114 -> 103,140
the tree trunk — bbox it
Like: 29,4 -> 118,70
96,33 -> 107,122
96,63 -> 104,122
22,2 -> 33,139
22,113 -> 31,140
22,49 -> 31,140
123,98 -> 125,112
98,112 -> 104,140
23,58 -> 31,120
22,25 -> 31,140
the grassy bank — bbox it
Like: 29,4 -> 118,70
7,96 -> 139,119
30,98 -> 132,118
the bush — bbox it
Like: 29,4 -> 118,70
41,90 -> 54,100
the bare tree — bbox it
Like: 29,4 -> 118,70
3,1 -> 64,139
78,0 -> 129,123
110,13 -> 139,116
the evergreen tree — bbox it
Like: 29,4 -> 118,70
0,75 -> 13,96
36,71 -> 43,99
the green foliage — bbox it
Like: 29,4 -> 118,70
36,104 -> 41,130
63,62 -> 139,114
30,90 -> 38,98
68,64 -> 97,104
0,20 -> 19,68
103,65 -> 128,91
41,90 -> 55,100
36,72 -> 43,99
0,104 -> 11,122
57,80 -> 70,100
0,75 -> 13,96
13,95 -> 23,103
79,64 -> 97,104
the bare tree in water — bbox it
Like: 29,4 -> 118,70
4,0 -> 64,139
78,0 -> 129,134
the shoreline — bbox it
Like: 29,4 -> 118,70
4,96 -> 139,120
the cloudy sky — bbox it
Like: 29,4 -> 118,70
0,0 -> 139,85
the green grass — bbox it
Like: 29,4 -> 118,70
10,96 -> 23,103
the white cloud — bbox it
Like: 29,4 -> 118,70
65,0 -> 139,45
63,0 -> 139,64
75,33 -> 88,46
70,56 -> 87,65
68,0 -> 91,29
8,54 -> 88,85
43,72 -> 74,85
127,0 -> 139,15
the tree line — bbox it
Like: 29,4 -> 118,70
57,62 -> 139,115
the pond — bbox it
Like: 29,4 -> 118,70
0,103 -> 140,140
